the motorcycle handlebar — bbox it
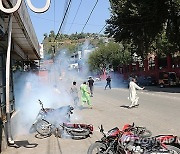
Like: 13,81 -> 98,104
38,99 -> 46,112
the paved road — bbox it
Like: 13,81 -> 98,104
2,85 -> 180,154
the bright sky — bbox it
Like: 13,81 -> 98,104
28,0 -> 111,43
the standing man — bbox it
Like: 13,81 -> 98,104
128,78 -> 144,108
105,75 -> 111,90
88,77 -> 94,97
80,82 -> 92,109
70,81 -> 79,108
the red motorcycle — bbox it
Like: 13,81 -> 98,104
87,123 -> 180,154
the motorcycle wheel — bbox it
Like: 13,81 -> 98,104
136,127 -> 152,138
69,128 -> 90,137
166,145 -> 180,154
140,129 -> 152,138
36,119 -> 52,136
87,142 -> 114,154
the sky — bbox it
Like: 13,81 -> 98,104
27,0 -> 111,43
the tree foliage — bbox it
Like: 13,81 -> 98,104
42,32 -> 107,59
88,42 -> 131,72
106,0 -> 180,57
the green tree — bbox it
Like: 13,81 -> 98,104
66,44 -> 78,57
49,30 -> 55,38
106,0 -> 169,58
166,0 -> 180,51
88,42 -> 131,72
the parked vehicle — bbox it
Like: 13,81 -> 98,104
87,123 -> 152,154
159,72 -> 179,88
30,100 -> 93,139
137,76 -> 157,86
87,123 -> 180,154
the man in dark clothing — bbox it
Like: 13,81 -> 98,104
105,76 -> 111,90
88,77 -> 94,97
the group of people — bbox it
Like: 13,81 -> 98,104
69,75 -> 144,110
70,77 -> 95,109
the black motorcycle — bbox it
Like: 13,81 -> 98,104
29,100 -> 74,136
30,100 -> 93,139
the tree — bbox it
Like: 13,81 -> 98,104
88,42 -> 131,72
106,0 -> 169,58
66,44 -> 78,57
43,33 -> 48,39
166,0 -> 180,51
152,31 -> 176,57
49,30 -> 55,38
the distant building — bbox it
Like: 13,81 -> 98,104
39,43 -> 44,59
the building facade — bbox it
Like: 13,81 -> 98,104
0,0 -> 40,152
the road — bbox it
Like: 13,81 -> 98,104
2,83 -> 180,154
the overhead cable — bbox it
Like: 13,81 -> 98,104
81,0 -> 99,33
98,23 -> 107,34
55,0 -> 72,40
68,0 -> 83,33
53,0 -> 55,31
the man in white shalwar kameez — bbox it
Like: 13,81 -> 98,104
129,78 -> 144,108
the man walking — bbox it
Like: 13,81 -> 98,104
105,75 -> 111,90
70,81 -> 79,108
88,77 -> 94,97
80,82 -> 92,109
128,78 -> 144,108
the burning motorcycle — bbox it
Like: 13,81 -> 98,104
87,123 -> 180,154
30,100 -> 93,139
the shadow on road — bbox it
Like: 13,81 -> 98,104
35,133 -> 50,139
9,140 -> 38,149
120,105 -> 129,109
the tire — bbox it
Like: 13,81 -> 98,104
160,83 -> 164,88
36,119 -> 52,136
166,145 -> 180,154
135,127 -> 152,138
69,128 -> 90,137
150,145 -> 180,154
140,129 -> 152,138
87,142 -> 113,154
141,129 -> 152,138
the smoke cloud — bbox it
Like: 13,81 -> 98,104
12,45 -> 91,137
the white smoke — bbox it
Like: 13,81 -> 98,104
12,46 -> 89,137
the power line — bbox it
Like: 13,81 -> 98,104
53,0 -> 55,31
55,0 -> 72,40
30,15 -> 104,27
81,0 -> 99,33
68,0 -> 83,33
61,0 -> 72,33
98,23 -> 107,34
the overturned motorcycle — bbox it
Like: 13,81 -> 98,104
87,123 -> 180,154
30,100 -> 93,139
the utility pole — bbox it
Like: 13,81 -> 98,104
5,14 -> 14,144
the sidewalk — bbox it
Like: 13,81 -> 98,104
2,134 -> 57,154
144,86 -> 180,93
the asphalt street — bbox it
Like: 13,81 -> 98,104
2,82 -> 180,154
